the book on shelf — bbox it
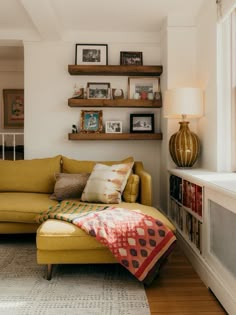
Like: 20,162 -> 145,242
169,175 -> 182,202
196,185 -> 203,217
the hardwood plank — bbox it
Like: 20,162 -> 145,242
145,244 -> 227,314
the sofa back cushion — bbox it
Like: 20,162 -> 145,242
0,155 -> 61,193
61,156 -> 134,173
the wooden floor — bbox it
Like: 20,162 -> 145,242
145,244 -> 227,315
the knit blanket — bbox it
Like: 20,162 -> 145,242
37,201 -> 176,284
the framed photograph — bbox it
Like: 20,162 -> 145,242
130,113 -> 154,133
75,44 -> 108,65
80,110 -> 103,133
3,89 -> 24,128
105,121 -> 122,133
128,77 -> 160,100
120,51 -> 143,65
87,82 -> 111,99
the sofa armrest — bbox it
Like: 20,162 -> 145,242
133,162 -> 152,206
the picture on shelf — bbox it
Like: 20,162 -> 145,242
105,121 -> 122,133
3,89 -> 24,128
120,51 -> 143,65
75,44 -> 108,65
87,82 -> 111,99
128,77 -> 160,100
130,113 -> 154,133
80,110 -> 103,133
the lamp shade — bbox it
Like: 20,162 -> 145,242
164,87 -> 203,119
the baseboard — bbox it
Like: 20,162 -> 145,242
177,232 -> 236,315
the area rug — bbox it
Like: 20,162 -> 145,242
0,241 -> 151,315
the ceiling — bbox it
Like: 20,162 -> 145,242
0,0 -> 207,59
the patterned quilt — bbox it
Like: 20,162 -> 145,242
37,202 -> 176,284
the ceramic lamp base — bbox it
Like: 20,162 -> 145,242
169,121 -> 200,167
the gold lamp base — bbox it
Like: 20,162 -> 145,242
169,121 -> 200,167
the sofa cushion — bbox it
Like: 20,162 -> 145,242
0,192 -> 57,223
0,156 -> 61,193
81,162 -> 133,203
50,173 -> 90,201
61,156 -> 134,173
36,202 -> 176,252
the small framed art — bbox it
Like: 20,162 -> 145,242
120,51 -> 143,65
105,121 -> 122,133
3,89 -> 24,128
80,110 -> 103,133
87,82 -> 111,99
75,44 -> 108,65
130,113 -> 154,133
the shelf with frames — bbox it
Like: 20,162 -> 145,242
68,65 -> 163,76
68,98 -> 162,108
68,64 -> 163,140
68,132 -> 162,141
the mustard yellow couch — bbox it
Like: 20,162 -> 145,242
0,155 -> 175,280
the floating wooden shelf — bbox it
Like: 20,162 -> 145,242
68,133 -> 163,141
68,65 -> 163,76
68,98 -> 162,108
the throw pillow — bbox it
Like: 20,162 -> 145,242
123,174 -> 140,203
81,162 -> 134,204
50,173 -> 90,201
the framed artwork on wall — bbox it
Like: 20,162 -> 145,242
80,110 -> 103,133
75,44 -> 108,65
3,89 -> 24,128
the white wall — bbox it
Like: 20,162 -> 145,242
0,59 -> 24,145
196,0 -> 218,171
159,17 -> 199,213
24,38 -> 162,207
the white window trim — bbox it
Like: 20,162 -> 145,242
217,8 -> 235,171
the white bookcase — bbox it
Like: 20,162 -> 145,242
168,173 -> 203,254
168,168 -> 236,315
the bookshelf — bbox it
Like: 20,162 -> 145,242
168,173 -> 203,253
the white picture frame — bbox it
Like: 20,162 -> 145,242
105,121 -> 122,133
75,44 -> 108,65
128,77 -> 160,100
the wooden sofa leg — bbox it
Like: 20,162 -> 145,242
46,264 -> 53,280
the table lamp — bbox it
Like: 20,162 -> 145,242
164,87 -> 203,167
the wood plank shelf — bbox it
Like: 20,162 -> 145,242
68,98 -> 162,108
68,133 -> 162,141
68,65 -> 163,76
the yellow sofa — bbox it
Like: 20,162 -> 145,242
0,155 -> 175,280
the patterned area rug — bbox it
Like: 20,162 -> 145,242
0,240 -> 151,315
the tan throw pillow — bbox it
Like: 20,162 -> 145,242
51,173 -> 90,201
123,174 -> 140,203
81,162 -> 134,204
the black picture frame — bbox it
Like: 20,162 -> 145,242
120,51 -> 143,65
130,113 -> 154,133
75,44 -> 108,65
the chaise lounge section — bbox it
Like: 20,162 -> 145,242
0,155 -> 175,281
